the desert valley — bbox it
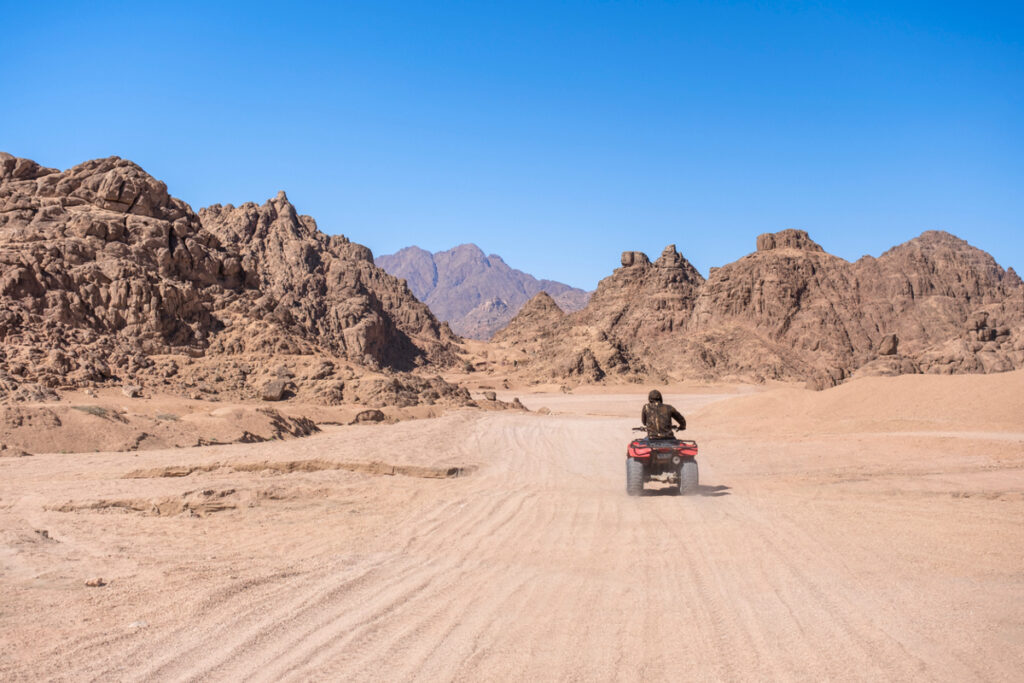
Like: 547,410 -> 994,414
1,153 -> 1022,681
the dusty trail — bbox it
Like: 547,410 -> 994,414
2,390 -> 1023,681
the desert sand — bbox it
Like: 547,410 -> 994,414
1,372 -> 1023,681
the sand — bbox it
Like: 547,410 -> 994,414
1,372 -> 1022,681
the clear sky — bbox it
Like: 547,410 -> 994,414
3,1 -> 1021,289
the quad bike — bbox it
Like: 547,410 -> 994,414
626,427 -> 699,496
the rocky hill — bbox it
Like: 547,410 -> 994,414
375,244 -> 590,339
0,152 -> 469,406
4,151 -> 1019,399
494,230 -> 1024,387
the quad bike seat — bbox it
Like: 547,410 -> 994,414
628,437 -> 698,460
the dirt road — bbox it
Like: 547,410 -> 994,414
2,388 -> 1023,681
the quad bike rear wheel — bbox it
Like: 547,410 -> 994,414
626,458 -> 644,496
679,459 -> 699,496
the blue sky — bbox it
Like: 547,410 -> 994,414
3,1 -> 1021,289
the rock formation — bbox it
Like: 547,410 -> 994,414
199,194 -> 454,368
375,243 -> 590,339
0,152 -> 467,406
494,230 -> 1024,387
491,292 -> 566,344
4,150 -> 1019,398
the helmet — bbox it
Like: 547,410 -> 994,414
648,389 -> 662,403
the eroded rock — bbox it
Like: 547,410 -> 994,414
261,380 -> 289,402
352,409 -> 385,424
0,152 -> 471,407
493,229 -> 1023,386
877,334 -> 899,356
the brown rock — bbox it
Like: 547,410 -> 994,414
85,578 -> 106,587
200,193 -> 458,368
756,229 -> 825,252
306,361 -> 334,380
620,251 -> 650,268
352,409 -> 385,423
966,311 -> 990,332
877,334 -> 899,356
566,348 -> 605,381
261,380 -> 289,402
655,244 -> 685,268
483,391 -> 497,401
494,229 -> 1023,384
0,152 -> 473,408
492,292 -> 567,344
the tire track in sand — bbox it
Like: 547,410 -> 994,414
71,407 -> 1022,682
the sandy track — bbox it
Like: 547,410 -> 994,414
2,391 -> 1023,681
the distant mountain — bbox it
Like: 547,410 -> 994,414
375,244 -> 591,339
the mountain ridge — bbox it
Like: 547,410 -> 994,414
375,243 -> 590,339
3,151 -> 1019,400
493,229 -> 1024,388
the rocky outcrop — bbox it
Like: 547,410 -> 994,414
877,334 -> 899,356
755,229 -> 825,252
495,243 -> 704,382
491,292 -> 566,343
375,243 -> 590,339
493,231 -> 1023,386
0,153 -> 467,405
200,194 -> 455,368
688,232 -> 862,379
459,298 -> 511,340
0,154 -> 239,393
621,251 -> 650,267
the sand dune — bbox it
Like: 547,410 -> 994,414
697,370 -> 1024,436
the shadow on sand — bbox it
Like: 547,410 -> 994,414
641,484 -> 731,498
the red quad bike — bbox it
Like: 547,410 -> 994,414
626,428 -> 699,496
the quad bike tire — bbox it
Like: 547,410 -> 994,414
626,458 -> 644,496
679,459 -> 699,496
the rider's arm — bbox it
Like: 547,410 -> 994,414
641,404 -> 649,426
672,407 -> 686,431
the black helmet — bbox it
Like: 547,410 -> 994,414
648,389 -> 662,403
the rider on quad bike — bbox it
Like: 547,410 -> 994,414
627,390 -> 699,496
641,390 -> 686,439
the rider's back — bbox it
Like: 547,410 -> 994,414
643,401 -> 678,439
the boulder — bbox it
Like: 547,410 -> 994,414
352,409 -> 385,423
877,334 -> 899,356
261,380 -> 289,402
965,311 -> 990,332
566,348 -> 605,382
620,251 -> 650,268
